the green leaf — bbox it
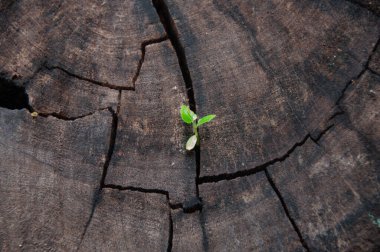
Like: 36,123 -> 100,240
197,114 -> 216,127
180,105 -> 197,124
180,105 -> 193,124
188,108 -> 197,122
186,135 -> 197,150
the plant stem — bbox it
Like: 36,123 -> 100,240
193,122 -> 199,145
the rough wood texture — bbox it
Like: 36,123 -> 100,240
341,71 -> 380,150
369,45 -> 380,74
350,0 -> 380,15
0,109 -> 112,251
172,173 -> 305,251
79,189 -> 170,251
0,0 -> 164,88
167,0 -> 380,177
0,0 -> 379,251
105,41 -> 196,205
267,71 -> 380,251
172,210 -> 204,251
27,68 -> 119,118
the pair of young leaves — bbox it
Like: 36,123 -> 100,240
180,105 -> 216,150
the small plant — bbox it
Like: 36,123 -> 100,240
369,213 -> 380,228
180,104 -> 215,150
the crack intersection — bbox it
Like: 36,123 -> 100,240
264,169 -> 311,251
132,35 -> 169,86
151,0 -> 202,212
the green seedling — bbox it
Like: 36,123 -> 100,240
369,213 -> 380,228
180,104 -> 216,151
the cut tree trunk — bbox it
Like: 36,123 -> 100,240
0,0 -> 379,251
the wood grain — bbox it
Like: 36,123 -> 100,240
0,0 -> 379,250
0,0 -> 165,88
0,109 -> 112,251
167,0 -> 380,177
79,189 -> 170,252
267,71 -> 380,251
171,174 -> 309,251
27,68 -> 119,118
105,41 -> 197,205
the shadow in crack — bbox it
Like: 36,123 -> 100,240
0,77 -> 31,110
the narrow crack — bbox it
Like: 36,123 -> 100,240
103,183 -> 174,251
133,35 -> 169,86
103,183 -> 202,213
44,65 -> 135,91
167,208 -> 173,252
199,36 -> 379,184
76,94 -> 121,250
0,75 -> 112,121
264,169 -> 311,251
327,109 -> 345,122
151,0 -> 202,206
368,67 -> 380,77
263,123 -> 336,252
76,189 -> 102,251
335,37 -> 380,106
151,0 -> 195,110
33,107 -> 112,121
1,65 -> 123,122
258,124 -> 335,252
99,91 -> 121,188
44,36 -> 169,92
199,124 -> 336,184
311,124 -> 336,146
198,134 -> 309,184
103,184 -> 170,196
199,209 -> 209,252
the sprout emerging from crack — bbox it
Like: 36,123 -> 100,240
180,104 -> 216,151
369,213 -> 380,228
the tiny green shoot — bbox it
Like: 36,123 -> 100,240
180,104 -> 216,151
369,213 -> 380,228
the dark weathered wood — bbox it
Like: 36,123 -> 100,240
267,71 -> 380,251
0,0 -> 379,251
173,172 -> 305,251
350,0 -> 380,15
0,109 -> 112,251
369,45 -> 380,74
172,210 -> 204,251
27,68 -> 119,118
79,189 -> 170,251
105,40 -> 196,205
0,0 -> 164,88
340,71 -> 380,150
167,0 -> 380,177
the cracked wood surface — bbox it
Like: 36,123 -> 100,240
167,0 -> 380,178
0,0 -> 164,88
27,68 -> 119,118
78,189 -> 170,251
369,45 -> 380,74
0,109 -> 112,251
267,70 -> 380,251
0,0 -> 379,251
105,41 -> 196,205
173,172 -> 306,251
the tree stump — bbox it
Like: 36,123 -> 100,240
0,0 -> 379,251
